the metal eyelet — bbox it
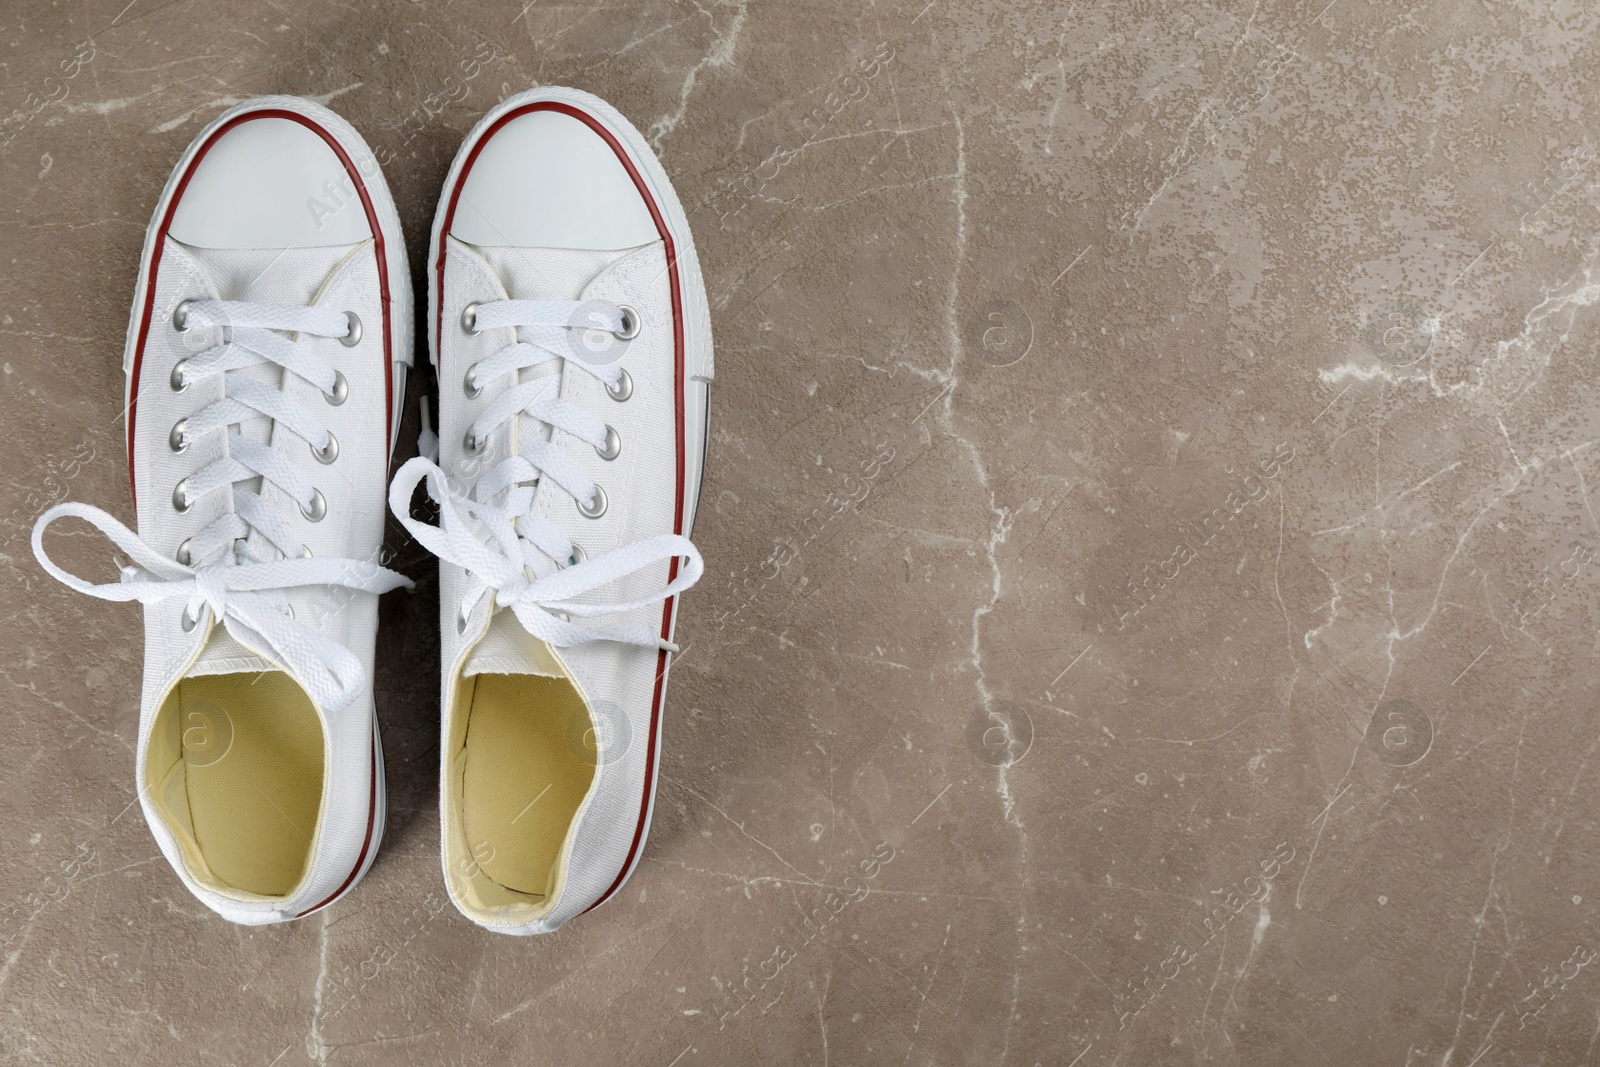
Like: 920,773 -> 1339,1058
566,542 -> 587,567
340,312 -> 362,348
577,484 -> 607,519
173,299 -> 194,332
301,545 -> 313,558
170,360 -> 189,392
614,305 -> 641,340
597,425 -> 620,461
311,431 -> 339,465
175,539 -> 193,567
606,368 -> 633,403
323,370 -> 348,406
463,364 -> 482,399
463,429 -> 484,455
462,303 -> 481,334
172,479 -> 192,513
179,605 -> 199,633
456,603 -> 471,635
168,419 -> 189,454
301,489 -> 327,523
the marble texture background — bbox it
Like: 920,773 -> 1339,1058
5,0 -> 1600,1063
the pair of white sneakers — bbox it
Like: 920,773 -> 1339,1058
30,88 -> 711,934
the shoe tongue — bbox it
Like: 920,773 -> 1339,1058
466,242 -> 638,483
469,244 -> 629,393
182,244 -> 356,302
463,610 -> 568,679
177,242 -> 359,453
471,244 -> 626,302
177,242 -> 360,560
187,625 -> 277,678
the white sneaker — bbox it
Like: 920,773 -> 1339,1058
389,86 -> 713,934
31,97 -> 413,924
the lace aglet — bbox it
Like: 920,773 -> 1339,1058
657,637 -> 681,654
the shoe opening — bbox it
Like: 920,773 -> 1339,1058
448,670 -> 597,921
144,671 -> 324,898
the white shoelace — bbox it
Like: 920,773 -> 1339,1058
390,298 -> 702,652
167,300 -> 357,558
32,300 -> 412,711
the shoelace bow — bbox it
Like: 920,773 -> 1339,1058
390,298 -> 701,652
32,300 -> 412,711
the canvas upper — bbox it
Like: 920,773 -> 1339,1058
32,96 -> 413,924
390,86 -> 713,934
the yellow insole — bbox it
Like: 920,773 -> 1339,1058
461,674 -> 596,896
176,672 -> 324,897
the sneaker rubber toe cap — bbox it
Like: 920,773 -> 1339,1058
451,108 -> 658,251
169,114 -> 373,248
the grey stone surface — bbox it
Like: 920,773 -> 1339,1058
5,0 -> 1600,1063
